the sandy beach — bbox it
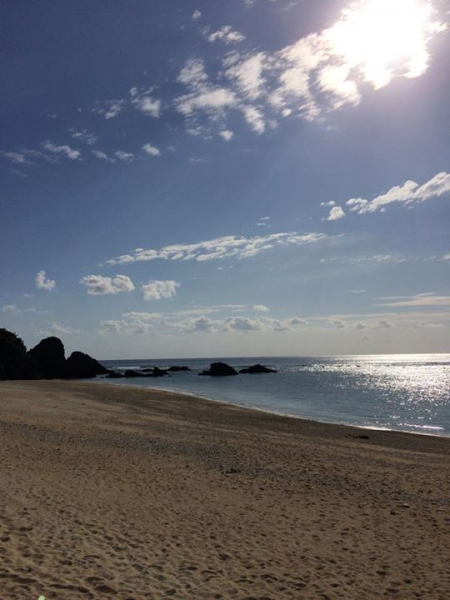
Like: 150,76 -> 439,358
0,380 -> 449,600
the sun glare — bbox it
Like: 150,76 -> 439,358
326,0 -> 444,88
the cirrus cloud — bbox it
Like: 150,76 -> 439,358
107,231 -> 331,266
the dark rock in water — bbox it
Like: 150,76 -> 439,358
140,367 -> 155,373
28,336 -> 66,379
199,362 -> 238,377
124,369 -> 142,378
0,328 -> 37,380
167,365 -> 191,372
64,351 -> 109,379
106,371 -> 124,379
239,363 -> 277,374
150,367 -> 168,377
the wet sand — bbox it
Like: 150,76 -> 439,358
0,380 -> 449,599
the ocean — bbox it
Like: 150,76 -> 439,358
101,354 -> 450,438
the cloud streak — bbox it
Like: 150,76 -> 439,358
107,231 -> 330,265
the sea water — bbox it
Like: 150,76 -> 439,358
101,354 -> 450,437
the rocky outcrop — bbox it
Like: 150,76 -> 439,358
0,328 -> 37,380
199,362 -> 238,377
28,337 -> 66,379
124,370 -> 142,378
167,366 -> 191,372
239,364 -> 277,374
65,351 -> 109,379
150,367 -> 168,377
106,371 -> 124,379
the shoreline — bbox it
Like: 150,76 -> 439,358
100,377 -> 450,441
1,380 -> 450,599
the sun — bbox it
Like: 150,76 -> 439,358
325,0 -> 445,89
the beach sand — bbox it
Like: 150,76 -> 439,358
0,380 -> 449,600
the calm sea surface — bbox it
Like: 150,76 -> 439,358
101,355 -> 450,437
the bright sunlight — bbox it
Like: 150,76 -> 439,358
326,0 -> 445,89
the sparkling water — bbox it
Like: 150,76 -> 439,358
101,354 -> 450,437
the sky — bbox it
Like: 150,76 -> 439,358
1,0 -> 450,359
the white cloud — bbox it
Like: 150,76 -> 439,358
178,58 -> 209,88
70,129 -> 97,145
36,270 -> 56,291
130,87 -> 162,118
321,201 -> 335,207
253,304 -> 270,313
327,206 -> 346,221
0,151 -> 29,164
115,150 -> 134,162
182,316 -> 219,333
346,172 -> 450,215
207,26 -> 245,44
1,304 -> 39,314
92,150 -> 116,163
142,143 -> 161,157
176,87 -> 238,117
321,254 -> 407,265
122,312 -> 162,321
224,316 -> 262,331
240,105 -> 266,134
42,142 -> 80,160
191,10 -> 202,20
101,310 -> 310,336
226,53 -> 266,100
80,274 -> 135,295
2,304 -> 18,313
107,231 -> 330,265
142,280 -> 180,301
174,1 -> 445,136
51,322 -> 80,334
93,99 -> 125,119
219,130 -> 234,141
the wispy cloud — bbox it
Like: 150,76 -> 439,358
115,150 -> 134,162
50,322 -> 81,334
92,99 -> 126,119
346,172 -> 450,214
141,280 -> 180,301
130,87 -> 162,118
0,151 -> 29,164
80,274 -> 135,295
207,26 -> 245,44
377,292 -> 450,308
42,141 -> 80,160
174,1 -> 445,136
35,270 -> 56,291
70,129 -> 97,145
92,150 -> 116,163
107,231 -> 330,265
2,304 -> 38,314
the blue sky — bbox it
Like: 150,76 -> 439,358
1,0 -> 450,358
